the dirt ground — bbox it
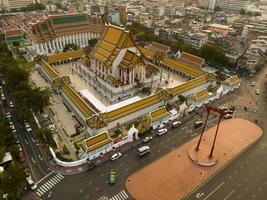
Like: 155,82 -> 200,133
126,118 -> 262,200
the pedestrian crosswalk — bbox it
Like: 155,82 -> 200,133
109,190 -> 129,200
36,173 -> 64,197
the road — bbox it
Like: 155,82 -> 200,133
42,94 -> 238,200
43,72 -> 266,200
0,78 -> 50,182
185,67 -> 267,200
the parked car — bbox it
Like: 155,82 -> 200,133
138,146 -> 150,156
157,128 -> 167,136
9,101 -> 14,108
224,114 -> 233,119
110,152 -> 122,161
26,177 -> 37,190
6,112 -> 11,119
194,121 -> 203,128
255,89 -> 260,95
172,121 -> 182,128
108,170 -> 117,184
224,110 -> 234,114
143,136 -> 153,143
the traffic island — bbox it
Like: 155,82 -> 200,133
126,118 -> 262,200
188,144 -> 218,167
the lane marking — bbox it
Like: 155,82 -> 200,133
203,182 -> 225,200
36,171 -> 54,184
224,190 -> 235,200
196,192 -> 204,198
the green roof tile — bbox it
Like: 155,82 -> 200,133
51,15 -> 87,24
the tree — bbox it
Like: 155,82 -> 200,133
63,43 -> 78,52
246,11 -> 253,16
88,38 -> 98,47
178,94 -> 187,103
214,6 -> 222,12
254,12 -> 261,17
0,163 -> 26,199
0,146 -> 5,161
37,127 -> 57,148
12,41 -> 20,47
200,44 -> 229,68
239,9 -> 246,15
6,66 -> 29,89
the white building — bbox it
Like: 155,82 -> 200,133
181,32 -> 208,49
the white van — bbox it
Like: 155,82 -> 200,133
138,146 -> 150,156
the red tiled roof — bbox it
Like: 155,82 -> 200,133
3,29 -> 22,37
145,42 -> 170,54
178,52 -> 204,68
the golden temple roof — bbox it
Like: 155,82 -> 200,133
91,25 -> 138,68
118,50 -> 143,70
80,132 -> 113,153
150,106 -> 169,122
189,89 -> 209,102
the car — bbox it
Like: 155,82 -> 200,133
108,170 -> 117,184
157,128 -> 167,136
9,101 -> 14,108
255,89 -> 260,95
110,152 -> 122,161
251,82 -> 255,87
172,120 -> 182,128
194,121 -> 203,128
10,124 -> 15,129
24,122 -> 32,132
143,136 -> 153,143
224,114 -> 233,119
6,112 -> 11,119
224,110 -> 234,114
2,80 -> 6,85
18,144 -> 23,152
26,177 -> 37,190
138,146 -> 150,156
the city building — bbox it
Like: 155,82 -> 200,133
3,29 -> 25,45
199,0 -> 217,10
207,23 -> 230,36
178,52 -> 205,69
119,5 -> 127,24
144,42 -> 171,56
0,0 -> 36,9
181,32 -> 208,49
30,14 -> 104,55
199,0 -> 249,12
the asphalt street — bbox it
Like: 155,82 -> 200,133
45,99 -> 235,200
185,67 -> 267,200
0,79 -> 50,182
